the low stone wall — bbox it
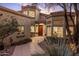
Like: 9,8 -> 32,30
3,32 -> 32,47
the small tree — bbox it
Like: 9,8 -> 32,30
0,17 -> 18,49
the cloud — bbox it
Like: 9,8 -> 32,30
21,3 -> 32,6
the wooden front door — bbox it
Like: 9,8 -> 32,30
38,25 -> 43,36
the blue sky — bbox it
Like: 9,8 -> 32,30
0,3 -> 21,11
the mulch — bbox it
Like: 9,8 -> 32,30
0,38 -> 32,56
38,41 -> 54,53
39,41 -> 47,52
12,38 -> 32,46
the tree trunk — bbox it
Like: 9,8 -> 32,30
69,4 -> 75,34
73,3 -> 79,46
63,4 -> 71,37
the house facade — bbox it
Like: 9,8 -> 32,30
21,5 -> 76,37
0,5 -> 76,39
46,12 -> 75,37
21,5 -> 48,37
0,6 -> 33,43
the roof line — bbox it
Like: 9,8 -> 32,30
0,6 -> 35,19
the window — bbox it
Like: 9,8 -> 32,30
66,27 -> 74,35
18,26 -> 24,32
53,27 -> 63,37
23,11 -> 25,14
36,25 -> 38,33
47,27 -> 52,36
28,10 -> 35,17
23,11 -> 28,15
31,26 -> 34,32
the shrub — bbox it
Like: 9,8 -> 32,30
39,37 -> 73,56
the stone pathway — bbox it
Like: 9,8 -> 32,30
12,36 -> 45,56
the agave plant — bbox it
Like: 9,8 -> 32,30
37,37 -> 74,56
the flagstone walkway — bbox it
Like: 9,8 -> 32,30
12,36 -> 45,56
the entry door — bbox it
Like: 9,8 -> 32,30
38,25 -> 43,36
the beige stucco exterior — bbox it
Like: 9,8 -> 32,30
0,6 -> 33,44
46,13 -> 75,37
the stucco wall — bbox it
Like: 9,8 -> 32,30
47,16 -> 75,26
0,8 -> 32,43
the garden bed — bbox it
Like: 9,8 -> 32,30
39,37 -> 73,56
0,46 -> 15,56
12,38 -> 32,46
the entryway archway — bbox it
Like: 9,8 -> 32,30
31,23 -> 46,37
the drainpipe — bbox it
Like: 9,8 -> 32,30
45,18 -> 47,36
51,16 -> 54,36
63,16 -> 66,38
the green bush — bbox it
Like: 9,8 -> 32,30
0,18 -> 18,43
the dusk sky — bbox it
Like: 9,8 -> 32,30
0,3 -> 21,11
0,3 -> 63,14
